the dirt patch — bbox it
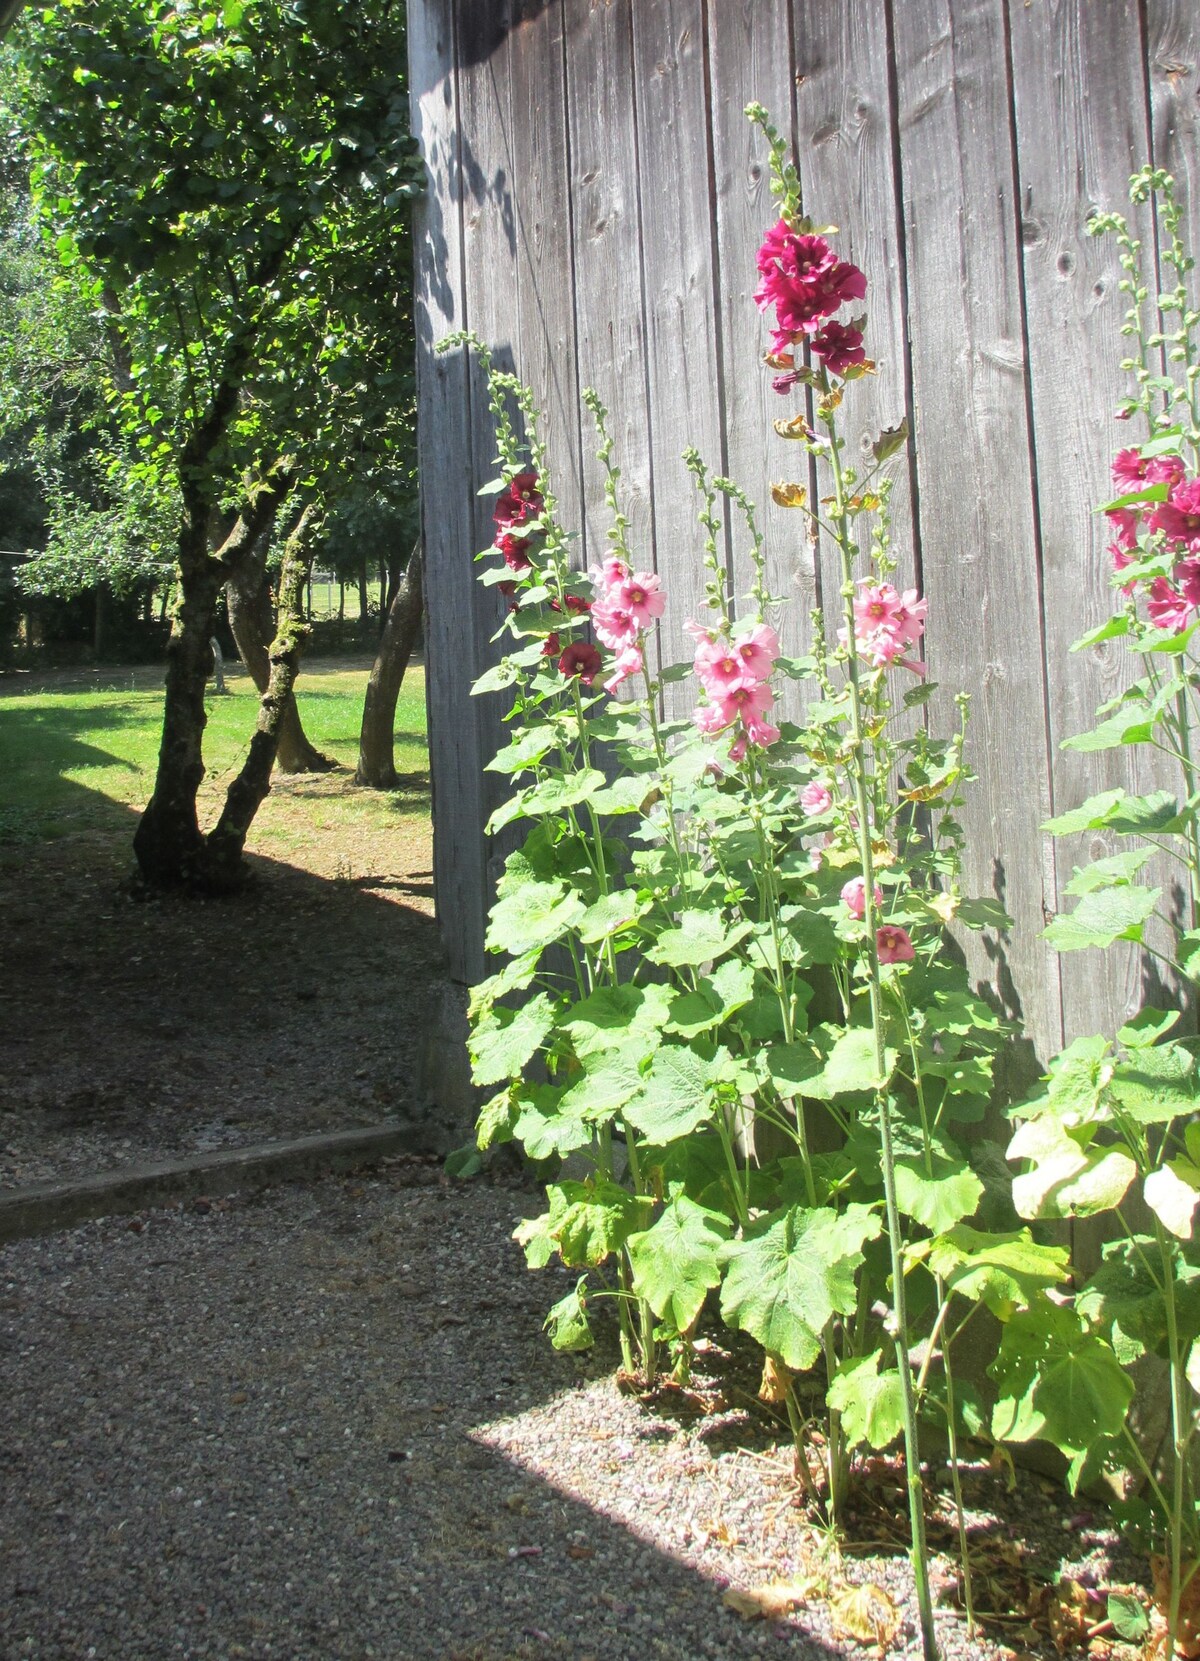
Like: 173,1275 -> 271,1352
0,724 -> 449,1189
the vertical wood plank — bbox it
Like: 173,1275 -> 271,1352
1146,2 -> 1200,243
408,0 -> 484,983
507,0 -> 586,552
1008,0 -> 1160,1045
893,0 -> 1062,1062
629,0 -> 726,685
454,1 -> 524,877
564,0 -> 655,579
793,3 -> 917,622
707,0 -> 813,684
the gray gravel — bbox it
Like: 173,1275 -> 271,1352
0,1163 -> 1107,1660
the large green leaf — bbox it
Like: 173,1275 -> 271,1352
893,1156 -> 983,1233
827,1353 -> 905,1451
562,983 -> 672,1061
926,1225 -> 1070,1319
990,1303 -> 1134,1457
521,768 -> 608,816
1043,884 -> 1160,952
624,1043 -> 722,1143
1063,848 -> 1155,896
544,1277 -> 593,1351
469,992 -> 555,1087
1044,1034 -> 1113,1119
1077,1236 -> 1200,1361
1061,705 -> 1154,753
626,1191 -> 732,1331
485,880 -> 586,956
1109,1043 -> 1200,1123
790,1026 -> 896,1101
646,911 -> 753,968
576,890 -> 645,945
719,1203 -> 881,1371
551,1180 -> 653,1267
513,1085 -> 594,1161
1008,1117 -> 1136,1220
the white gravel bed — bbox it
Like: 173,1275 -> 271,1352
0,1166 -> 1094,1660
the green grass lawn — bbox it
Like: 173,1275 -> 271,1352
0,665 -> 429,845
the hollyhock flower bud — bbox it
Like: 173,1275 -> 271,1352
602,644 -> 643,696
1150,478 -> 1200,551
876,924 -> 915,965
558,641 -> 602,684
542,632 -> 561,657
493,471 -> 542,530
841,876 -> 883,920
800,780 -> 833,815
811,319 -> 866,377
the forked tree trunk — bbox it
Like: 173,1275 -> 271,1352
205,504 -> 323,887
226,548 -> 333,774
355,541 -> 423,789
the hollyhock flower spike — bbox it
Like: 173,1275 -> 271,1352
841,876 -> 884,920
876,924 -> 915,965
558,641 -> 602,684
494,470 -> 543,530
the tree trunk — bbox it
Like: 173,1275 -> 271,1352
355,541 -> 423,789
226,553 -> 333,773
357,559 -> 369,641
93,581 -> 107,659
132,511 -> 220,884
205,505 -> 323,888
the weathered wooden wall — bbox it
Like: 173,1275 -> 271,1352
409,0 -> 1200,1074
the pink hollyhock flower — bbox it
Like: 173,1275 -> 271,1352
1111,447 -> 1147,490
589,555 -> 630,595
713,680 -> 775,728
754,221 -> 866,338
734,623 -> 780,681
496,531 -> 533,572
591,599 -> 638,650
693,700 -> 730,735
743,714 -> 780,748
558,641 -> 602,684
800,780 -> 833,815
614,571 -> 666,628
876,924 -> 915,965
494,471 -> 542,530
811,319 -> 866,377
1105,506 -> 1140,551
1147,454 -> 1186,489
603,644 -> 643,696
1150,479 -> 1200,551
841,876 -> 883,920
694,636 -> 751,696
854,583 -> 906,638
892,588 -> 928,646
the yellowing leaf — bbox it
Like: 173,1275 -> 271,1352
841,359 -> 878,381
1145,1164 -> 1199,1240
900,769 -> 960,804
764,351 -> 794,370
758,1353 -> 794,1405
770,481 -> 808,509
871,840 -> 897,870
829,1582 -> 901,1648
723,1581 -> 817,1621
817,386 -> 844,419
930,891 -> 958,923
773,412 -> 812,440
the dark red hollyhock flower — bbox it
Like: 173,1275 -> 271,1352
558,641 -> 602,684
542,632 -> 562,657
810,319 -> 866,377
493,470 -> 543,531
496,531 -> 533,572
497,580 -> 517,596
549,594 -> 592,615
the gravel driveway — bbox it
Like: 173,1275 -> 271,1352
0,1163 -> 1097,1660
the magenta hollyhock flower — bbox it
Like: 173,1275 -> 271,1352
614,571 -> 666,628
497,580 -> 517,597
558,641 -> 602,684
876,924 -> 915,965
694,637 -> 750,696
1105,506 -> 1140,551
841,876 -> 883,920
800,780 -> 833,815
811,319 -> 866,377
754,220 -> 866,339
494,471 -> 542,530
602,644 -> 643,696
1111,447 -> 1147,490
1146,578 -> 1191,631
1150,479 -> 1200,551
591,598 -> 638,650
496,531 -> 533,572
1147,454 -> 1186,489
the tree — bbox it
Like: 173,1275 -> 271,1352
14,0 -> 421,887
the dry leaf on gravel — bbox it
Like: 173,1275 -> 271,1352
1048,1579 -> 1096,1652
1152,1556 -> 1200,1658
723,1579 -> 818,1621
829,1582 -> 901,1650
758,1354 -> 793,1405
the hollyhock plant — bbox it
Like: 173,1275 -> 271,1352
493,470 -> 543,530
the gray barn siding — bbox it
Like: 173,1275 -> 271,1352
410,0 -> 1200,1069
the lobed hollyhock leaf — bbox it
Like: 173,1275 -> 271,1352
576,891 -> 645,945
562,982 -> 672,1061
486,723 -> 558,775
646,911 -> 753,968
626,1191 -> 732,1332
513,1086 -> 595,1161
544,1278 -> 593,1351
1077,1235 -> 1200,1362
990,1302 -> 1133,1457
476,1087 -> 519,1151
1063,847 -> 1155,896
469,992 -> 556,1087
893,1157 -> 983,1233
1043,790 -> 1125,835
719,1203 -> 880,1371
1109,1043 -> 1200,1123
1008,1117 -> 1136,1220
552,1180 -> 654,1267
1061,707 -> 1154,752
827,1353 -> 905,1450
521,768 -> 608,816
1117,1006 -> 1181,1048
1070,614 -> 1130,651
623,1043 -> 725,1143
927,1225 -> 1070,1320
1043,883 -> 1160,951
1144,1164 -> 1200,1241
485,879 -> 586,956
